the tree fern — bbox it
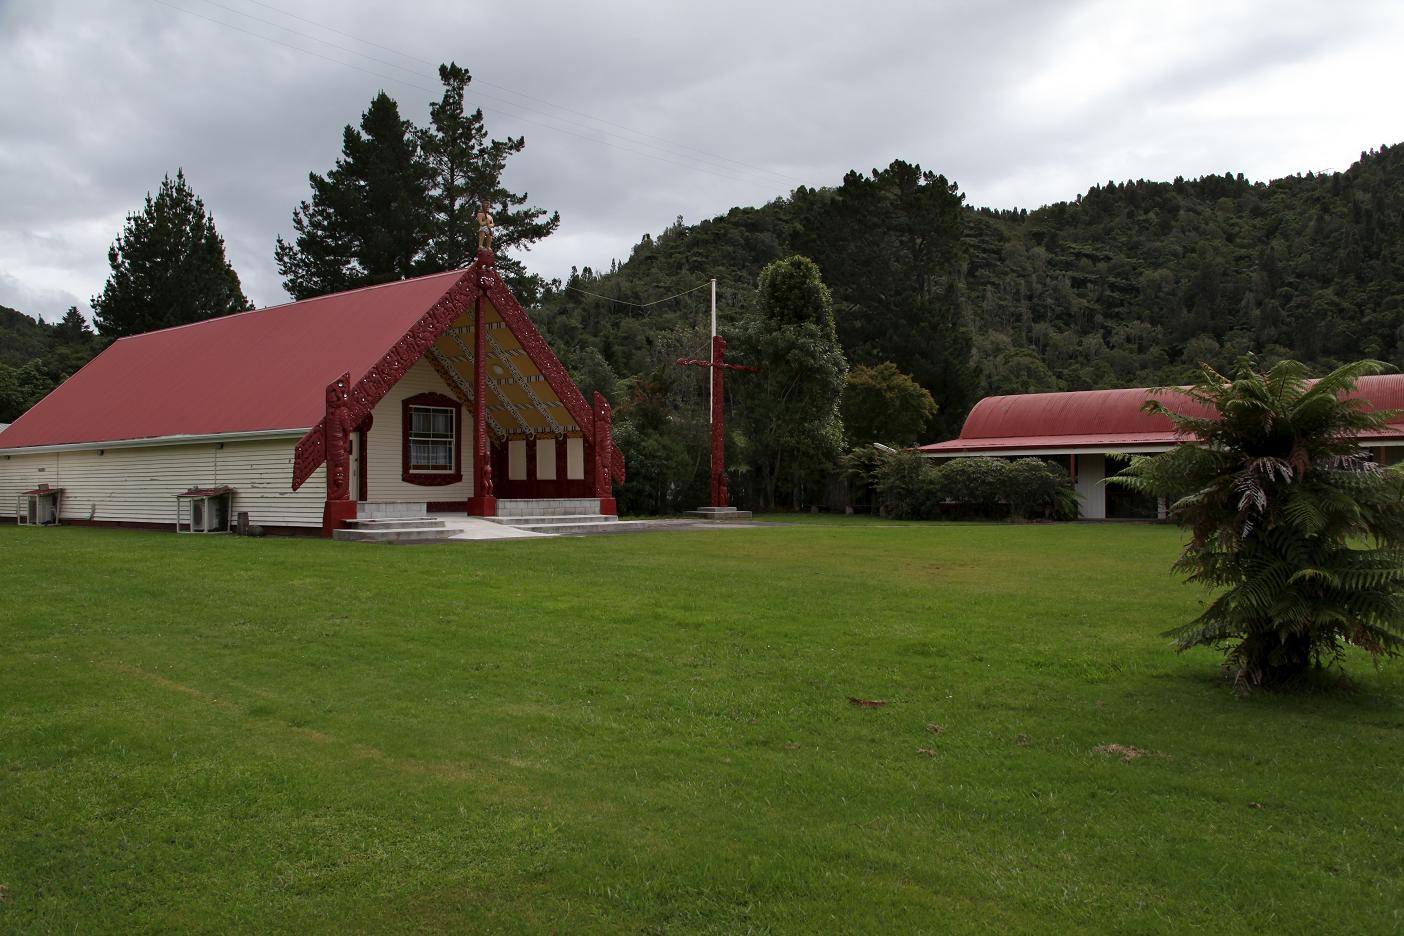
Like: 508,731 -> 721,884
1109,357 -> 1404,689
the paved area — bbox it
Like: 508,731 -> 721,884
428,514 -> 547,540
421,513 -> 770,541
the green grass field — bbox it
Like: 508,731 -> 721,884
2,520 -> 1402,934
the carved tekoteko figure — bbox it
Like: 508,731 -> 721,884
477,199 -> 494,251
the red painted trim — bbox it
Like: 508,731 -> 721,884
322,499 -> 357,538
592,392 -> 614,500
466,292 -> 495,517
401,391 -> 464,486
293,271 -> 479,491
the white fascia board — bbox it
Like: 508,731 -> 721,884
0,427 -> 310,456
920,445 -> 1175,459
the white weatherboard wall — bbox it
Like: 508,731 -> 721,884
1074,453 -> 1106,519
363,356 -> 473,502
0,437 -> 327,527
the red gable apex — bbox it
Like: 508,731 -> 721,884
289,252 -> 624,490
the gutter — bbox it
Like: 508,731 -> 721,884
0,427 -> 311,457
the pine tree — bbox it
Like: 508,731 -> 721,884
275,92 -> 435,300
55,306 -> 94,346
91,171 -> 251,338
420,63 -> 559,303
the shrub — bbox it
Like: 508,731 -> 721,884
873,452 -> 941,519
1005,458 -> 1080,521
931,457 -> 1012,516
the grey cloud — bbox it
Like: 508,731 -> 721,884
2,0 -> 1401,318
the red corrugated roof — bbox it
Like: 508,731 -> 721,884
919,377 -> 1404,454
0,270 -> 468,450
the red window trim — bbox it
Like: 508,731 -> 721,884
402,392 -> 463,486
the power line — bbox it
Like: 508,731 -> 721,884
189,0 -> 783,185
240,0 -> 436,67
237,0 -> 803,186
563,281 -> 711,309
189,0 -> 804,187
154,0 -> 800,189
150,0 -> 437,93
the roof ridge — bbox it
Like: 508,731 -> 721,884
113,268 -> 471,343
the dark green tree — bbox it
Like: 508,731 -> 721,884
793,160 -> 970,436
735,255 -> 847,510
92,171 -> 250,337
0,359 -> 59,423
841,361 -> 937,447
1110,358 -> 1404,690
421,62 -> 559,303
275,92 -> 435,300
612,366 -> 705,515
55,306 -> 94,346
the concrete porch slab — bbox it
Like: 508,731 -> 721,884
428,513 -> 550,540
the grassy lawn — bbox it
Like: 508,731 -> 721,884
2,521 -> 1401,934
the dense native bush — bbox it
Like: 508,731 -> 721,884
872,454 -> 1079,520
873,452 -> 941,520
1110,358 -> 1404,690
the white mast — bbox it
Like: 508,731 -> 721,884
709,277 -> 717,424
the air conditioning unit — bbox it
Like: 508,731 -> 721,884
175,485 -> 235,533
16,484 -> 62,526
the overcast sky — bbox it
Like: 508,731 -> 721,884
2,0 -> 1402,323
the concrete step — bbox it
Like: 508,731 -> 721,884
357,501 -> 428,520
345,517 -> 446,530
334,525 -> 453,543
504,519 -> 630,535
482,513 -> 617,526
495,498 -> 602,518
685,507 -> 753,521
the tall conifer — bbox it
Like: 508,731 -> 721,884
275,92 -> 434,300
92,170 -> 250,338
420,63 -> 559,302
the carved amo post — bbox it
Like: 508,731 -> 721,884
593,391 -> 617,515
466,292 -> 496,516
321,371 -> 358,536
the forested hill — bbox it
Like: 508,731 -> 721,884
0,305 -> 104,423
536,143 -> 1404,439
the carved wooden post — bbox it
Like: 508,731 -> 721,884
321,371 -> 358,536
675,334 -> 757,510
710,336 -> 726,507
593,391 -> 617,515
467,293 -> 496,516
